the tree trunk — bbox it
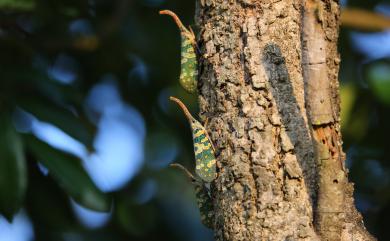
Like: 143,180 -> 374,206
195,0 -> 376,240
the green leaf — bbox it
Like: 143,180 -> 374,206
25,136 -> 110,212
340,83 -> 357,129
0,0 -> 34,10
17,98 -> 95,150
26,166 -> 76,229
117,200 -> 156,237
0,113 -> 27,221
368,62 -> 390,105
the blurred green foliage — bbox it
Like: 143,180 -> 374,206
0,113 -> 26,220
367,61 -> 390,104
0,0 -> 389,240
0,0 -> 34,11
339,3 -> 390,240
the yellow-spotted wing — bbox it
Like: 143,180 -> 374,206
160,10 -> 198,94
169,96 -> 216,182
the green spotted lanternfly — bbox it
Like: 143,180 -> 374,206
169,96 -> 216,182
169,96 -> 216,228
160,10 -> 198,94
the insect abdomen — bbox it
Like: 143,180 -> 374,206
194,183 -> 214,228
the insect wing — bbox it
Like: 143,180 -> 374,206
193,128 -> 216,182
179,36 -> 198,93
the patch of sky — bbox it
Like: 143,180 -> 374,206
70,199 -> 111,229
13,75 -> 146,229
32,120 -> 88,159
85,76 -> 123,123
85,110 -> 144,191
351,30 -> 390,60
48,54 -> 78,84
0,211 -> 34,241
85,75 -> 146,138
375,2 -> 390,16
28,75 -> 146,192
69,19 -> 94,37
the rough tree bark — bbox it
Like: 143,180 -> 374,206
195,0 -> 376,240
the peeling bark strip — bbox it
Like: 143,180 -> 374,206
194,0 -> 376,240
302,1 -> 375,241
302,1 -> 344,240
302,0 -> 334,125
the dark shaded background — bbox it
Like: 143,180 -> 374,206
0,0 -> 389,240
